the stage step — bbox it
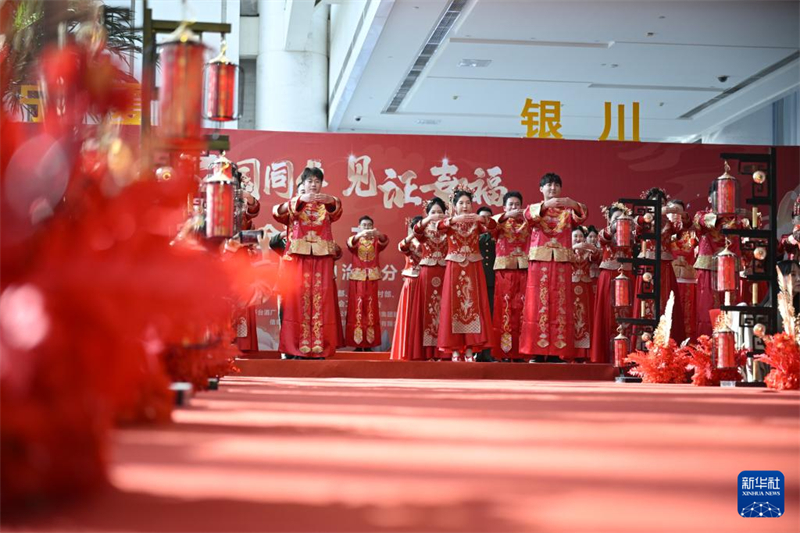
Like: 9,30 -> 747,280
234,359 -> 616,381
243,350 -> 391,360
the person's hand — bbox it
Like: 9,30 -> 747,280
224,238 -> 243,253
242,191 -> 256,205
507,209 -> 524,219
553,197 -> 578,210
314,193 -> 335,205
424,213 -> 444,225
299,193 -> 314,203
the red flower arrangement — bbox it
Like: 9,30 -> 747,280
757,333 -> 800,391
754,269 -> 800,391
625,292 -> 691,384
678,335 -> 746,387
1,12 -> 273,510
625,337 -> 691,384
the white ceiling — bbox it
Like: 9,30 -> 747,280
331,0 -> 800,142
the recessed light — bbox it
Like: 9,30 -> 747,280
459,59 -> 492,68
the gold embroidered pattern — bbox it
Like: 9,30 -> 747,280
501,293 -> 512,353
348,267 -> 382,281
353,296 -> 363,345
453,269 -> 480,334
357,238 -> 376,262
554,267 -> 567,349
366,295 -> 375,345
424,286 -> 441,346
574,285 -> 589,349
537,266 -> 549,348
300,272 -> 312,354
311,272 -> 323,353
298,202 -> 327,226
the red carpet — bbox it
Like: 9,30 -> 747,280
5,377 -> 798,532
234,359 -> 617,381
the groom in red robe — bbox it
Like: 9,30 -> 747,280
520,173 -> 587,362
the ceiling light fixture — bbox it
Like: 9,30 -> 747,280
458,59 -> 492,67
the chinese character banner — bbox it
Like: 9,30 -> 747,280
223,130 -> 800,351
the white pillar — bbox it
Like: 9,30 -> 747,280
255,0 -> 328,132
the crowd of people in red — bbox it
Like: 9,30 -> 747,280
266,168 -> 800,364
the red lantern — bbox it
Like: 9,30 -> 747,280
713,326 -> 736,369
715,244 -> 738,293
158,24 -> 207,140
613,269 -> 632,308
714,161 -> 739,216
204,43 -> 242,122
613,330 -> 630,368
615,214 -> 633,248
205,171 -> 234,239
210,152 -> 234,180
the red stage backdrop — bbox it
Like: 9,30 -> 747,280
215,131 -> 798,351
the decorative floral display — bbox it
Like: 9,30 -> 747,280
1,2 -> 270,509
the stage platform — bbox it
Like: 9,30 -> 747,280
235,358 -> 617,381
243,350 -> 393,360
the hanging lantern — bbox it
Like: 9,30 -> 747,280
615,214 -> 633,248
612,269 -> 632,308
210,152 -> 234,180
713,324 -> 737,369
204,41 -> 242,122
158,23 -> 208,140
713,161 -> 739,216
715,240 -> 738,293
612,328 -> 630,368
204,169 -> 234,239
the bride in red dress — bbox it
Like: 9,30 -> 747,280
390,216 -> 423,361
571,226 -> 597,360
667,199 -> 699,341
434,186 -> 497,362
413,198 -> 449,360
589,204 -> 632,364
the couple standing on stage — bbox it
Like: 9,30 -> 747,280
392,172 -> 588,362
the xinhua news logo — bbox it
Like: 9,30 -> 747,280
738,471 -> 784,518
